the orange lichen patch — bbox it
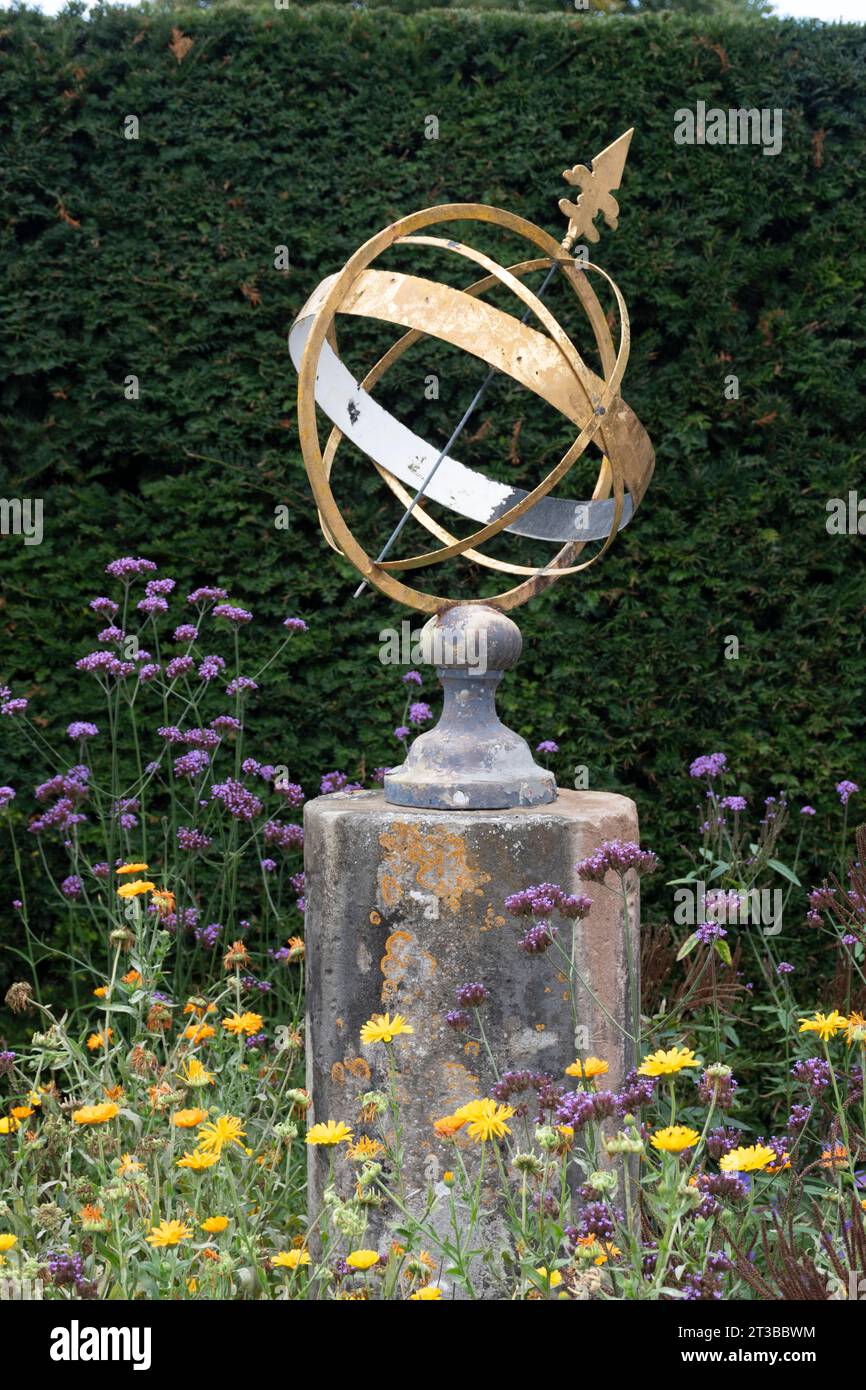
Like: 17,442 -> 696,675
464,1040 -> 480,1058
379,930 -> 413,1001
369,910 -> 382,926
480,905 -> 507,933
331,1062 -> 346,1086
378,823 -> 490,913
346,1057 -> 371,1081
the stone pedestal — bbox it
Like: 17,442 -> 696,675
304,787 -> 640,1244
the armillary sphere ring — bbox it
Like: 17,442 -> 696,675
292,202 -> 654,614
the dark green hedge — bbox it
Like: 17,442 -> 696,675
1,4 -> 865,920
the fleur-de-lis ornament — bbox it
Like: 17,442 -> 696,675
559,127 -> 633,247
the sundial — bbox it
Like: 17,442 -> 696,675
290,130 -> 654,811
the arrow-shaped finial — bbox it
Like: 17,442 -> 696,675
558,127 -> 633,249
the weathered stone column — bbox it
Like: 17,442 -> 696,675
304,787 -> 640,1236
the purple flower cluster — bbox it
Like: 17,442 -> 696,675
263,820 -> 304,851
198,654 -> 226,683
187,586 -> 228,605
0,786 -> 15,810
67,722 -> 99,741
283,617 -> 308,633
575,840 -> 659,883
517,921 -> 558,955
689,752 -> 727,779
791,1057 -> 830,1095
213,604 -> 253,625
177,826 -> 212,852
174,749 -> 210,780
555,1088 -> 617,1131
455,982 -> 488,1008
505,882 -> 593,920
44,1250 -> 98,1298
837,780 -> 859,805
211,778 -> 263,821
105,556 -> 157,580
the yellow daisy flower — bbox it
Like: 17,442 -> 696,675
86,1029 -> 113,1051
117,1153 -> 143,1175
201,1216 -> 230,1234
0,1117 -> 19,1135
798,1009 -> 848,1041
565,1056 -> 609,1079
305,1120 -> 353,1146
0,1235 -> 17,1253
651,1125 -> 701,1153
638,1046 -> 701,1077
348,1136 -> 385,1162
176,1150 -> 220,1171
536,1266 -> 563,1287
360,1012 -> 414,1045
272,1248 -> 311,1270
196,1114 -> 246,1155
346,1249 -> 380,1271
146,1219 -> 193,1248
454,1098 -> 514,1143
719,1144 -> 777,1173
116,862 -> 149,875
178,1057 -> 215,1088
409,1285 -> 442,1300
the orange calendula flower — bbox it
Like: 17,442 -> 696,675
844,1011 -> 866,1045
150,889 -> 176,919
172,1108 -> 208,1129
223,940 -> 250,971
176,1150 -> 220,1171
272,1248 -> 311,1270
86,1028 -> 113,1051
146,1219 -> 193,1248
116,862 -> 149,876
117,1153 -> 143,1174
116,879 -> 155,899
221,1011 -> 264,1037
72,1102 -> 119,1126
305,1120 -> 353,1146
576,1236 -> 621,1266
196,1114 -> 246,1155
638,1046 -> 701,1077
720,1144 -> 776,1174
820,1143 -> 848,1169
121,969 -> 143,987
184,1023 -> 216,1044
348,1136 -> 385,1162
10,1106 -> 34,1121
798,1009 -> 848,1042
433,1115 -> 465,1139
200,1216 -> 230,1234
360,1012 -> 414,1045
93,985 -> 109,998
287,936 -> 305,961
104,1084 -> 125,1101
565,1056 -> 609,1079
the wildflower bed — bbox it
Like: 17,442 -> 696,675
1,555 -> 864,1300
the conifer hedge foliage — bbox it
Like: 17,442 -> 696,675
1,4 -> 864,949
